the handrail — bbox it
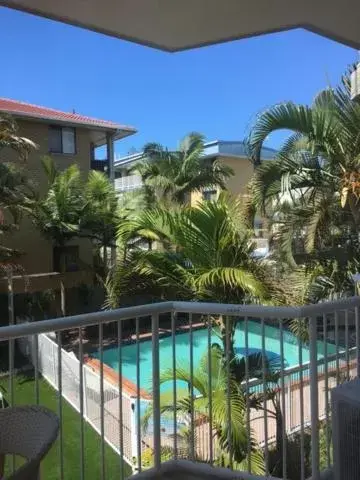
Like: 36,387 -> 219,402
0,302 -> 172,340
0,296 -> 360,340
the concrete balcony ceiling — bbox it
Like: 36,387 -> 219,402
4,0 -> 360,51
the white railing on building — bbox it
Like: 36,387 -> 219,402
114,175 -> 142,192
1,297 -> 360,480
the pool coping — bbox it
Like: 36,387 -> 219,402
84,356 -> 152,399
124,320 -> 206,345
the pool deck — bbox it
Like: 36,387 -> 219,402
64,319 -> 207,356
127,320 -> 205,342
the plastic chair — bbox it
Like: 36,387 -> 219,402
0,406 -> 59,480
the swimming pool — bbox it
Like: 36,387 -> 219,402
93,319 -> 335,395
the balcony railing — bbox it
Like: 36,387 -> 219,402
115,175 -> 143,192
0,297 -> 359,479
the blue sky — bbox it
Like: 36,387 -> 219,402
0,6 -> 357,157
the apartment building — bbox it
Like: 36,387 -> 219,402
0,98 -> 136,283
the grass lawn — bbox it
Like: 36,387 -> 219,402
0,372 -> 132,479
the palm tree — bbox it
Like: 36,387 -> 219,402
118,194 -> 270,301
247,71 -> 360,257
0,114 -> 36,263
81,170 -> 119,269
33,157 -> 83,247
113,195 -> 294,474
133,133 -> 234,206
35,158 -> 120,275
0,114 -> 36,161
113,194 -> 283,361
142,347 -> 265,474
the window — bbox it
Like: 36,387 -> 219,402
202,189 -> 217,201
49,126 -> 76,154
53,246 -> 79,272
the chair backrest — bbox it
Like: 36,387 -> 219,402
0,406 -> 59,480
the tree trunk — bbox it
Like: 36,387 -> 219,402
103,244 -> 108,269
110,243 -> 116,269
218,315 -> 236,366
274,398 -> 285,477
60,281 -> 66,317
0,453 -> 4,478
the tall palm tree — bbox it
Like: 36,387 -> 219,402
142,347 -> 265,474
81,170 -> 119,269
117,194 -> 270,301
35,158 -> 120,275
33,157 -> 83,247
246,70 -> 360,271
133,133 -> 234,205
113,194 -> 283,359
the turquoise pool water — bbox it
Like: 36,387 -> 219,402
93,320 -> 335,394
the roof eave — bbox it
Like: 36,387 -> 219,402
1,109 -> 137,142
4,1 -> 360,51
94,128 -> 137,148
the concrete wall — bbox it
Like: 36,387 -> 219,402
0,119 -> 94,274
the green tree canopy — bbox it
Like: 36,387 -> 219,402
246,69 -> 360,297
142,346 -> 265,473
33,157 -> 119,273
132,132 -> 234,206
0,114 -> 36,263
115,194 -> 272,305
33,157 -> 83,246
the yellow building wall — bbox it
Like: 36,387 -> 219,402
0,119 -> 94,274
219,155 -> 254,197
190,155 -> 254,205
190,155 -> 266,233
190,190 -> 204,206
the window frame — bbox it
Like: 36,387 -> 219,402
53,245 -> 80,272
49,125 -> 77,155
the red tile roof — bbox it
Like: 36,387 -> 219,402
0,97 -> 135,133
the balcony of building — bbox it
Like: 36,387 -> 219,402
0,297 -> 357,479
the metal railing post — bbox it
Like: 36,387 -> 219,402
280,319 -> 287,480
117,320 -> 124,480
309,316 -> 319,480
79,327 -> 85,480
57,332 -> 64,480
135,317 -> 142,471
7,271 -> 15,474
152,313 -> 161,469
356,306 -> 360,377
130,400 -> 138,462
99,323 -> 105,480
171,312 -> 177,459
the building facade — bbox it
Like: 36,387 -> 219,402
114,139 -> 276,235
0,98 -> 136,276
